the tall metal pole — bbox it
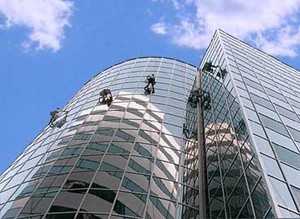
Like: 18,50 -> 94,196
197,69 -> 207,219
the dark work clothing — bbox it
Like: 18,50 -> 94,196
144,75 -> 156,93
202,62 -> 217,72
99,89 -> 113,105
100,89 -> 111,97
50,110 -> 60,121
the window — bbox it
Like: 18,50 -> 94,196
260,115 -> 289,137
273,143 -> 300,169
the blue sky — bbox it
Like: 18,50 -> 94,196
1,0 -> 300,174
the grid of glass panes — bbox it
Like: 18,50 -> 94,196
219,30 -> 300,218
0,57 -> 199,219
199,31 -> 274,218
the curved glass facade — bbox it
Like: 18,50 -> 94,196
2,30 -> 300,219
0,57 -> 199,219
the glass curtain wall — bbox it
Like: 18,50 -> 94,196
218,29 -> 300,218
0,57 -> 199,219
199,30 -> 275,218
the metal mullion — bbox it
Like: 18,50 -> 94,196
204,67 -> 229,218
222,34 -> 267,218
220,76 -> 256,218
43,63 -> 124,218
142,58 -> 173,219
106,59 -> 154,218
233,35 -> 298,215
13,118 -> 77,218
43,109 -> 108,218
73,59 -> 140,219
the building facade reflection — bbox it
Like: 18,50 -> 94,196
200,73 -> 273,218
199,29 -> 300,218
2,29 -> 300,219
0,57 -> 199,219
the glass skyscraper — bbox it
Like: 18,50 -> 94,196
199,29 -> 300,218
1,29 -> 300,219
0,57 -> 199,219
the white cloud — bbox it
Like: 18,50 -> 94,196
151,0 -> 300,57
0,0 -> 74,52
151,22 -> 167,35
255,26 -> 300,58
